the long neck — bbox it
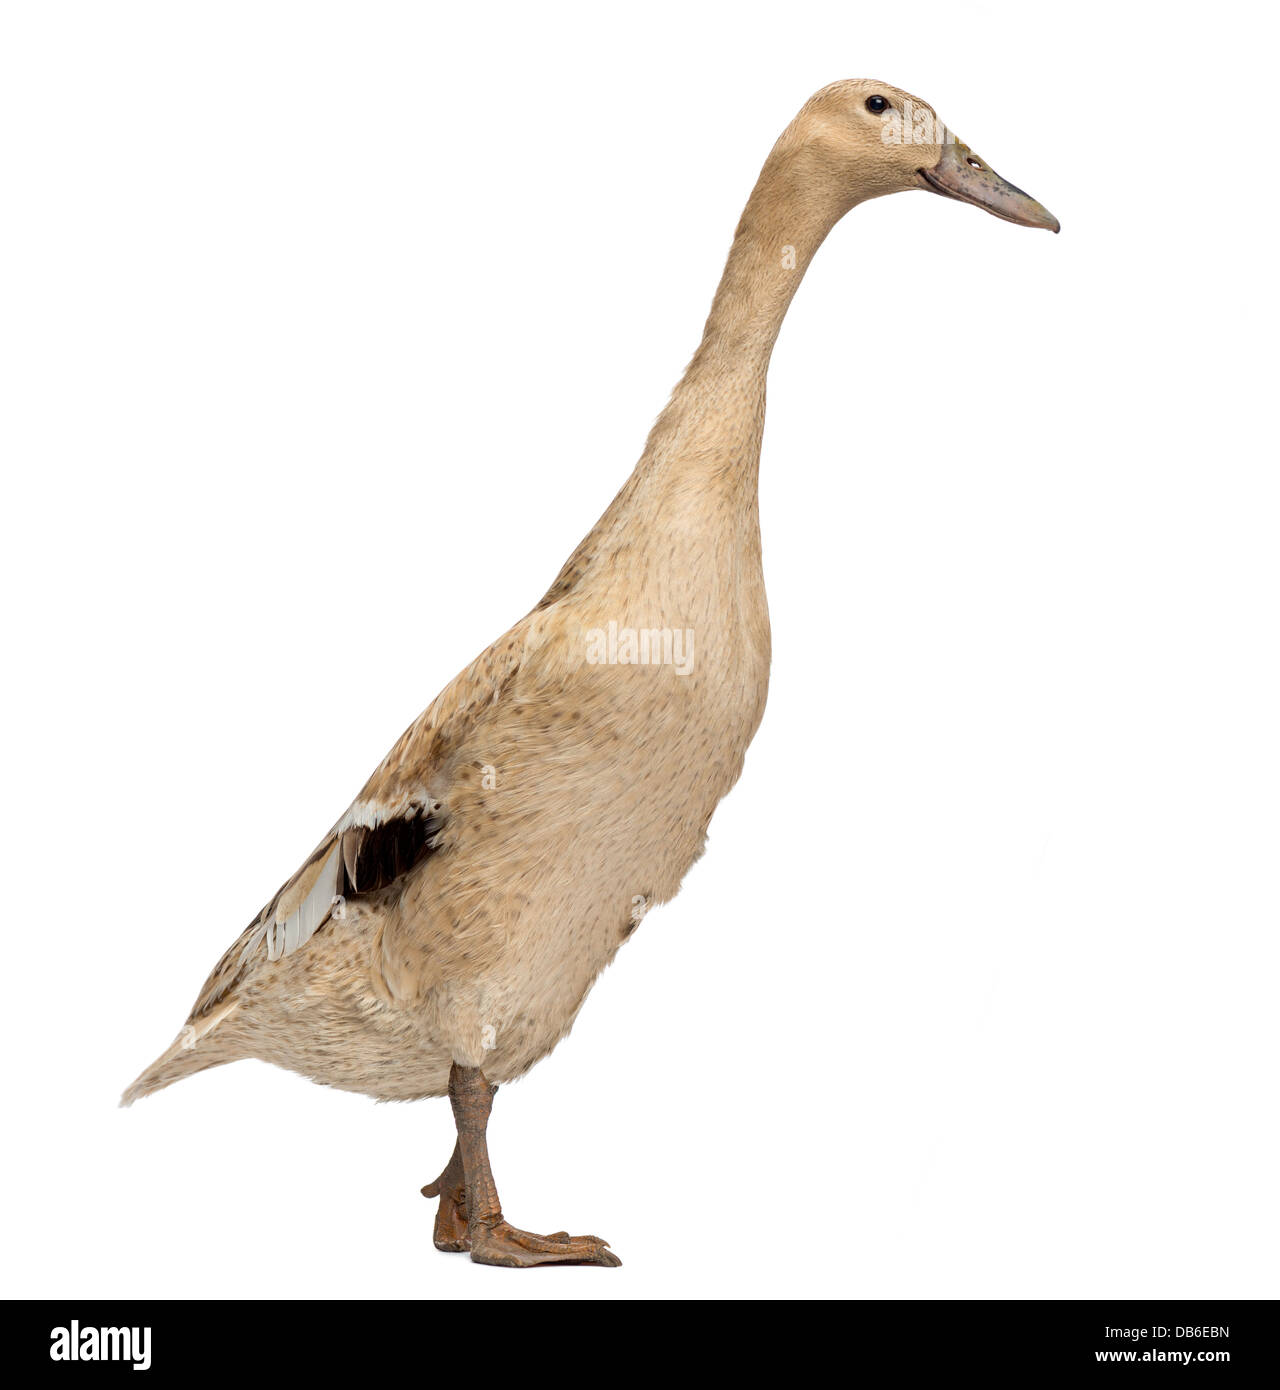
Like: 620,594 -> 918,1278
639,138 -> 855,496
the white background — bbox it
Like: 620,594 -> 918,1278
2,0 -> 1276,1300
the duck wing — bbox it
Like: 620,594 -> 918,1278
185,615 -> 537,1022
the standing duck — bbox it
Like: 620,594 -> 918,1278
124,79 -> 1057,1268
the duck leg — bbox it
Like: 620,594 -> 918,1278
420,1139 -> 470,1252
441,1061 -> 621,1268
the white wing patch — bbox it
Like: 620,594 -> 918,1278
238,841 -> 343,968
339,793 -> 443,833
271,841 -> 342,960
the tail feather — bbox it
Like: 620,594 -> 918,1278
120,1000 -> 241,1107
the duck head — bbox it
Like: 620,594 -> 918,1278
790,78 -> 1059,232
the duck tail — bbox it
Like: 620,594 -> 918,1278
119,999 -> 242,1107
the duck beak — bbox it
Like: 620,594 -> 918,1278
918,137 -> 1059,232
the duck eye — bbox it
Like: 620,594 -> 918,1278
866,95 -> 888,114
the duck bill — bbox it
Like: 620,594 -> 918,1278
918,137 -> 1059,232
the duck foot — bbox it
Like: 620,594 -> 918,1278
421,1140 -> 469,1252
469,1219 -> 620,1268
437,1062 -> 621,1269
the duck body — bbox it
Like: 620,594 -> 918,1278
195,469 -> 769,1101
127,399 -> 772,1102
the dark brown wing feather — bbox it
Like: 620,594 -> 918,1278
337,807 -> 443,897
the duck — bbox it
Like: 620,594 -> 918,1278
123,78 -> 1058,1268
